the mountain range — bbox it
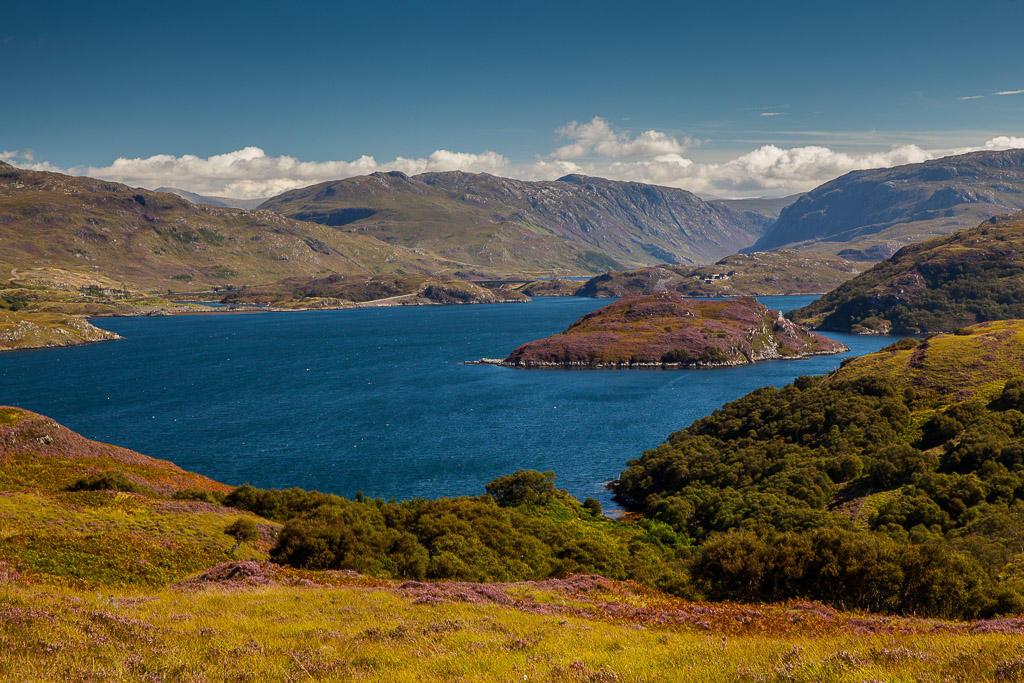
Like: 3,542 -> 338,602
751,148 -> 1024,259
258,171 -> 788,274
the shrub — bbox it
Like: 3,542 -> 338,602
65,471 -> 151,494
225,518 -> 259,556
582,497 -> 603,517
172,488 -> 225,505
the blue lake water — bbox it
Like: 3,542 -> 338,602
0,296 -> 900,509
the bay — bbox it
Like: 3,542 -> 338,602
0,295 -> 899,509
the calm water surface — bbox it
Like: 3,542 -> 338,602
0,296 -> 899,509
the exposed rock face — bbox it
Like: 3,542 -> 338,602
260,171 -> 780,273
751,149 -> 1024,258
485,293 -> 846,368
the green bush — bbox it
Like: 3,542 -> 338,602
65,472 -> 151,494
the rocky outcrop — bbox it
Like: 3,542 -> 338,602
476,293 -> 846,368
0,311 -> 121,352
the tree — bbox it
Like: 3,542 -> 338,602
225,518 -> 259,556
485,470 -> 557,507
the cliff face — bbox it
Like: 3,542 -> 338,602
496,293 -> 847,368
260,171 -> 777,274
750,149 -> 1024,258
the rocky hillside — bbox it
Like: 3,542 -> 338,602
259,171 -> 779,275
788,212 -> 1024,334
0,310 -> 121,352
750,148 -> 1024,259
223,273 -> 529,308
576,251 -> 864,298
0,162 -> 456,293
488,293 -> 846,367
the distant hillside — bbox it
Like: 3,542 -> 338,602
576,251 -> 864,298
155,187 -> 266,209
490,293 -> 846,368
0,162 -> 456,292
750,148 -> 1024,259
259,171 -> 777,274
788,212 -> 1024,334
222,273 -> 530,308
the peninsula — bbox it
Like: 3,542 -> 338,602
473,293 -> 847,368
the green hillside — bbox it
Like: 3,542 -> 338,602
788,212 -> 1024,334
617,320 -> 1024,616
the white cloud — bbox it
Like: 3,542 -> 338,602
958,95 -> 984,100
49,147 -> 513,199
552,117 -> 691,159
760,112 -> 785,117
6,119 -> 1024,200
994,89 -> 1024,96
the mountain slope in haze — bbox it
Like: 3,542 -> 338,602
258,171 -> 777,274
0,162 -> 458,292
575,250 -> 865,298
750,148 -> 1024,259
155,187 -> 266,209
787,211 -> 1024,334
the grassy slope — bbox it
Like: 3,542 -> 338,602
502,294 -> 845,366
827,319 -> 1024,408
0,162 -> 461,294
576,250 -> 865,298
2,412 -> 1024,679
0,309 -> 121,352
788,212 -> 1024,333
3,579 -> 1024,682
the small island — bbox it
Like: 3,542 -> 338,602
471,293 -> 847,368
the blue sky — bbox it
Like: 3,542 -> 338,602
3,0 -> 1023,197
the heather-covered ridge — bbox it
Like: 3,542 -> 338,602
576,250 -> 865,298
0,407 -> 228,495
491,293 -> 846,368
788,211 -> 1024,334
